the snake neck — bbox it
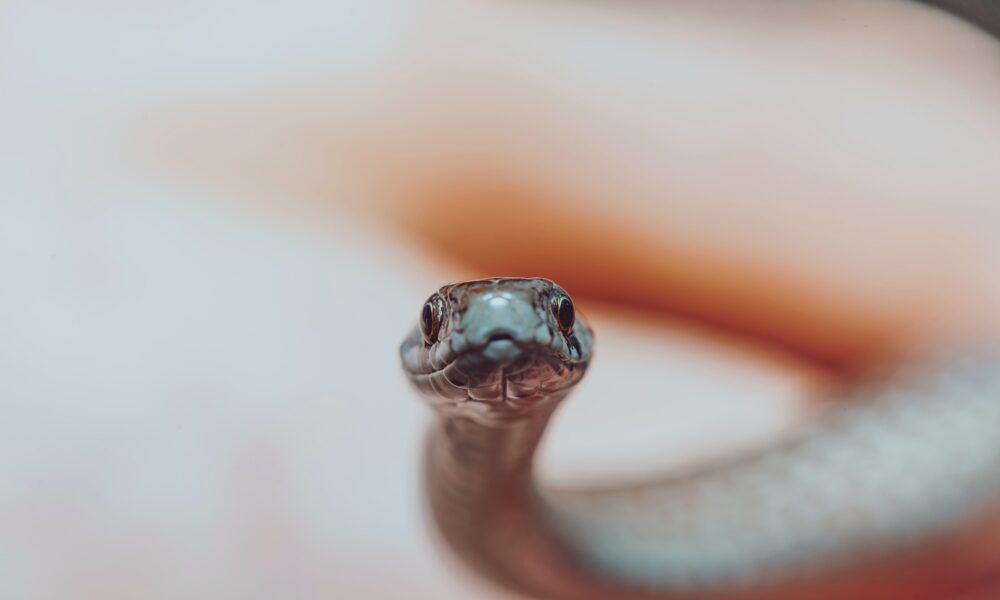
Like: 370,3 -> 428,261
424,409 -> 617,600
425,413 -> 550,540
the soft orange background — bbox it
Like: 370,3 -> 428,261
2,0 -> 999,598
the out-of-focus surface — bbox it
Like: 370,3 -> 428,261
2,0 -> 999,598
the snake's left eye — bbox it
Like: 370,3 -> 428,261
420,294 -> 444,344
552,294 -> 575,335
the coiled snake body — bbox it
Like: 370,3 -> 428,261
401,278 -> 1000,599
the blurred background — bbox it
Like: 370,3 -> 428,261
2,0 -> 1000,598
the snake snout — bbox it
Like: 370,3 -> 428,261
482,336 -> 523,364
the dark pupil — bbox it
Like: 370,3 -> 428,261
557,298 -> 575,330
421,303 -> 435,337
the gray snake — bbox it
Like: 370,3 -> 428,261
401,277 -> 1000,599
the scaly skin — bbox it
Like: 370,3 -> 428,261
401,278 -> 1000,599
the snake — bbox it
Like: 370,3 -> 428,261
399,6 -> 1000,599
400,277 -> 1000,600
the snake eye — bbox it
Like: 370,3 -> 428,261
420,294 -> 444,344
552,294 -> 575,335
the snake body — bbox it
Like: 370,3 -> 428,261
401,278 -> 1000,599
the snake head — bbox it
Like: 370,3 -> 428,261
400,277 -> 593,420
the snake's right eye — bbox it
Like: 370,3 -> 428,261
551,293 -> 575,335
420,294 -> 444,344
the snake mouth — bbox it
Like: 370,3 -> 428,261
409,337 -> 583,410
448,339 -> 561,386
